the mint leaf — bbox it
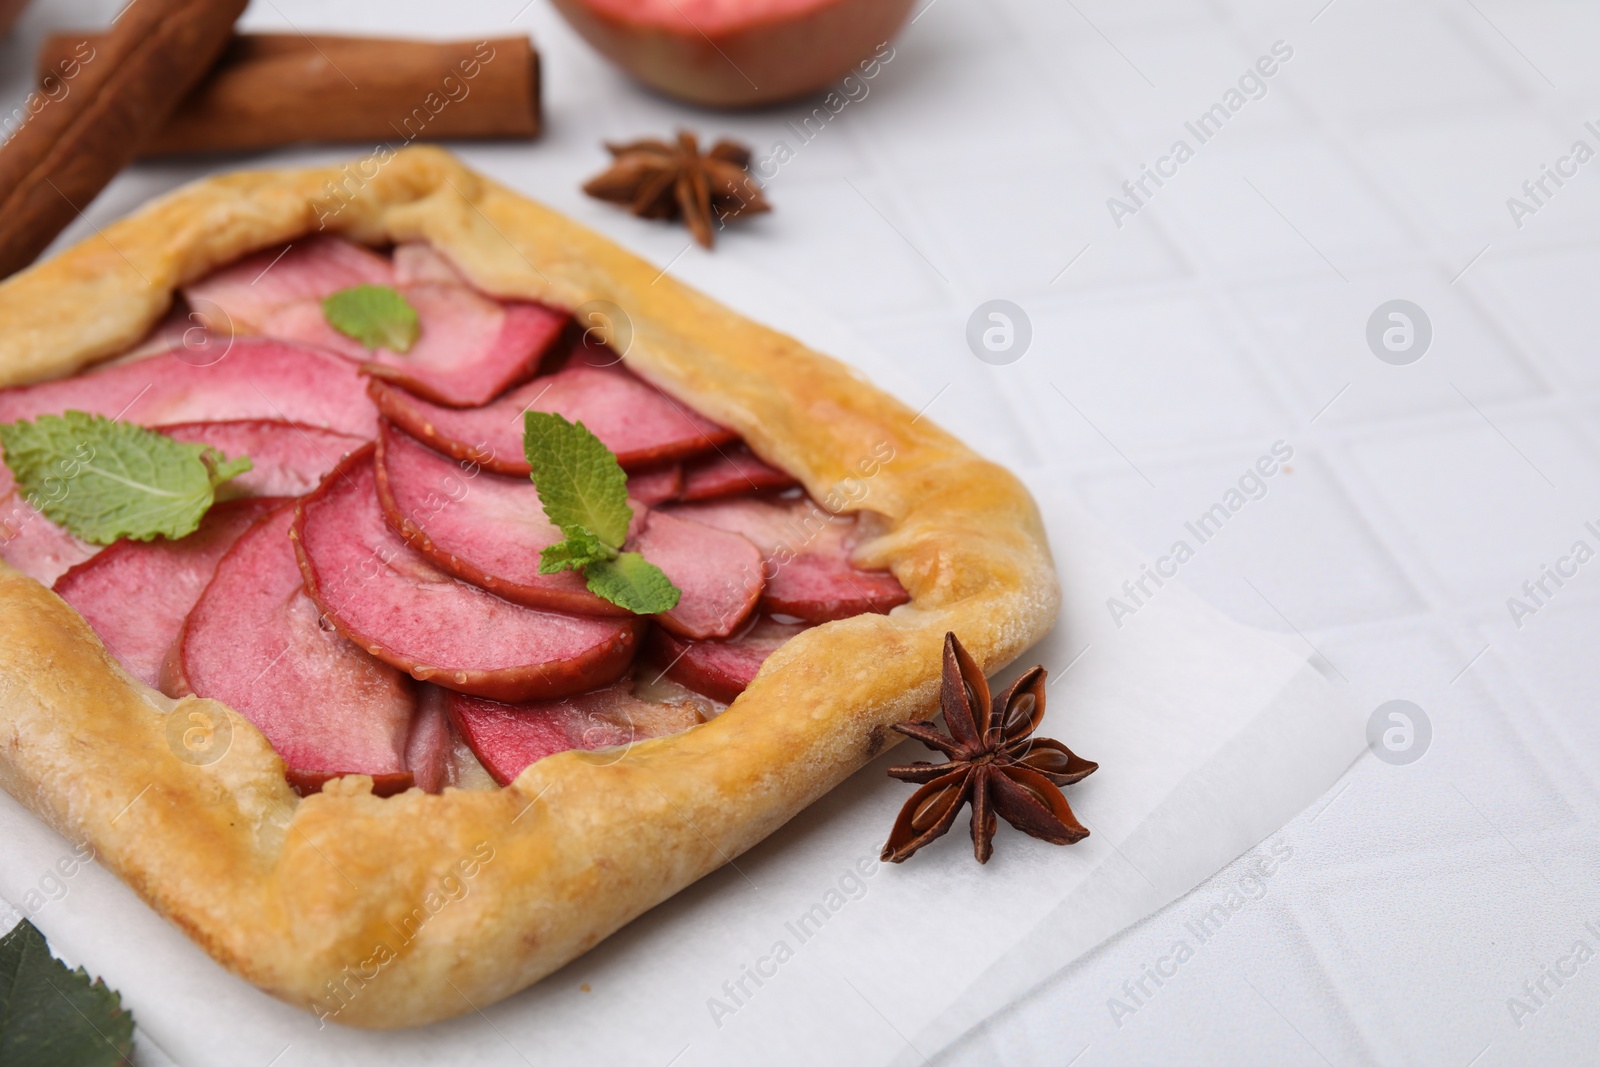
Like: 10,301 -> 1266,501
539,524 -> 615,575
0,412 -> 252,544
523,412 -> 632,549
0,919 -> 134,1067
523,412 -> 683,615
322,284 -> 420,352
205,451 -> 253,485
585,552 -> 682,614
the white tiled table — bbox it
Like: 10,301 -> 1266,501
4,0 -> 1599,1063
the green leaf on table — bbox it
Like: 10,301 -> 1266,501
523,412 -> 632,549
585,551 -> 682,615
0,412 -> 252,544
322,284 -> 420,352
0,918 -> 134,1067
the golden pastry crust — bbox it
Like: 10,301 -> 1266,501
0,147 -> 1058,1027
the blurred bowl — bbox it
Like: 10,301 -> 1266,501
550,0 -> 914,108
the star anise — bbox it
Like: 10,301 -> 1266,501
881,632 -> 1098,864
581,131 -> 771,250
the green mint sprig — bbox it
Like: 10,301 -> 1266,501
0,412 -> 251,544
525,412 -> 682,615
322,284 -> 419,352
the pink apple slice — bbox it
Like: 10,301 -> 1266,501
627,463 -> 682,505
181,236 -> 395,332
759,549 -> 910,622
0,339 -> 378,438
0,418 -> 364,586
261,284 -> 568,408
445,680 -> 704,786
664,496 -> 908,622
294,447 -> 643,702
0,488 -> 97,585
368,359 -> 736,475
648,616 -> 812,704
160,420 -> 365,497
174,502 -> 418,796
393,242 -> 468,286
630,509 -> 763,640
54,497 -> 282,690
373,420 -> 617,617
680,443 -> 797,501
407,685 -> 456,794
376,423 -> 762,635
187,234 -> 566,408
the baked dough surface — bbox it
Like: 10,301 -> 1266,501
0,148 -> 1058,1026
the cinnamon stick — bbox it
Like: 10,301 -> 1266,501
0,0 -> 29,41
0,0 -> 246,280
36,33 -> 542,158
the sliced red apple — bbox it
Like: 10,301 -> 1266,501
0,339 -> 378,438
374,420 -> 619,617
758,547 -> 909,622
161,420 -> 365,498
260,285 -> 568,408
445,679 -> 704,786
182,236 -> 395,331
174,502 -> 418,796
680,443 -> 797,501
54,498 -> 281,690
0,488 -> 97,585
393,243 -> 467,286
186,234 -> 566,408
0,419 -> 361,587
362,292 -> 566,407
664,496 -> 908,622
649,616 -> 811,704
376,423 -> 761,635
628,463 -> 682,505
294,447 -> 643,702
631,509 -> 763,639
368,359 -> 736,475
122,304 -> 219,363
407,685 -> 456,794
